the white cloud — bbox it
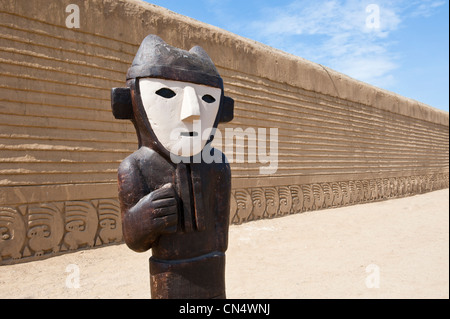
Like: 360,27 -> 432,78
409,0 -> 446,17
333,55 -> 399,86
243,0 -> 406,89
251,0 -> 401,37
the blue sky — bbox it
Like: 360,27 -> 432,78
144,0 -> 449,113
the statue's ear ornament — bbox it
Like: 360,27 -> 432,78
219,96 -> 234,123
111,87 -> 133,120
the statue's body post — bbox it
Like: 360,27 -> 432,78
111,35 -> 234,299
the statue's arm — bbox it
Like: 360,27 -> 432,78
214,160 -> 231,253
118,157 -> 178,252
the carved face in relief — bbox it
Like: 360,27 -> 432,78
139,78 -> 221,157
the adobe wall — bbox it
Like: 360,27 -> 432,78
0,0 -> 448,264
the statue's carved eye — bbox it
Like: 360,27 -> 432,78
156,88 -> 176,99
202,94 -> 216,103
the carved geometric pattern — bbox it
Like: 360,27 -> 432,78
230,173 -> 449,224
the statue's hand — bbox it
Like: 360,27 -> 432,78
144,183 -> 178,235
122,182 -> 178,252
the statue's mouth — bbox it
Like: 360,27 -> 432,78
180,131 -> 198,137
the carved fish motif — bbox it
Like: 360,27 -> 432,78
278,186 -> 292,216
312,184 -> 324,209
98,199 -> 122,245
27,203 -> 64,256
234,189 -> 252,224
264,187 -> 279,218
302,184 -> 314,211
331,182 -> 343,206
289,185 -> 303,214
321,183 -> 333,208
63,201 -> 98,250
250,188 -> 266,220
0,207 -> 26,262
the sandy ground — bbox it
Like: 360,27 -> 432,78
0,189 -> 448,299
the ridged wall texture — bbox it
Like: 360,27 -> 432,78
0,0 -> 448,264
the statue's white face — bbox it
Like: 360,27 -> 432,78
139,78 -> 221,157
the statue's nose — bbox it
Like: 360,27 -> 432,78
180,86 -> 201,122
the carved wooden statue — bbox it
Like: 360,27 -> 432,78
111,35 -> 234,299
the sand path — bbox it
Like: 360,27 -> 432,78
1,189 -> 448,299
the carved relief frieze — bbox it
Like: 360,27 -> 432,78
1,173 -> 448,264
0,198 -> 122,265
230,173 -> 449,225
